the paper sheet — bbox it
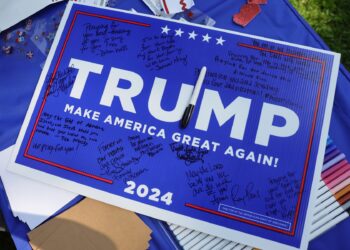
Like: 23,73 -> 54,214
0,0 -> 64,32
0,146 -> 78,229
160,0 -> 194,15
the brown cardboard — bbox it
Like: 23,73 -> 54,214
28,198 -> 151,250
28,215 -> 65,249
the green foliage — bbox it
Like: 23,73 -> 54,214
290,0 -> 350,70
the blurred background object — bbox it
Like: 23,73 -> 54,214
290,0 -> 350,69
0,208 -> 15,250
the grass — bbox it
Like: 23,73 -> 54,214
289,0 -> 350,70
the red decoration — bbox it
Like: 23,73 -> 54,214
233,3 -> 261,27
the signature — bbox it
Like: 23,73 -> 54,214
231,182 -> 261,206
170,142 -> 209,166
47,68 -> 75,97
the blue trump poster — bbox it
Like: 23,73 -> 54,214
9,2 -> 340,249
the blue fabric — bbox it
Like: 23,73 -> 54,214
309,218 -> 350,250
0,0 -> 349,249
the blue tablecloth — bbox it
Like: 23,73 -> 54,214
1,0 -> 349,249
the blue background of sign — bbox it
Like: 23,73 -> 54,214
14,4 -> 336,247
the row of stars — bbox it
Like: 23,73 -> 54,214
161,25 -> 226,46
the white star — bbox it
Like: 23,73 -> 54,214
175,28 -> 184,37
161,25 -> 170,34
216,36 -> 225,46
202,33 -> 212,43
188,31 -> 198,40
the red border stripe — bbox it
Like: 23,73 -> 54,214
24,11 -> 80,156
238,43 -> 323,63
291,60 -> 325,235
25,154 -> 113,184
75,11 -> 151,27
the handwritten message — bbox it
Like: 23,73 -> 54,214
137,34 -> 188,71
211,39 -> 321,111
96,135 -> 163,182
47,68 -> 77,97
128,135 -> 164,157
185,163 -> 232,205
264,171 -> 301,220
169,142 -> 209,166
80,22 -> 130,57
34,111 -> 102,153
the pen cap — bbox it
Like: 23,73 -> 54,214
190,66 -> 207,105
